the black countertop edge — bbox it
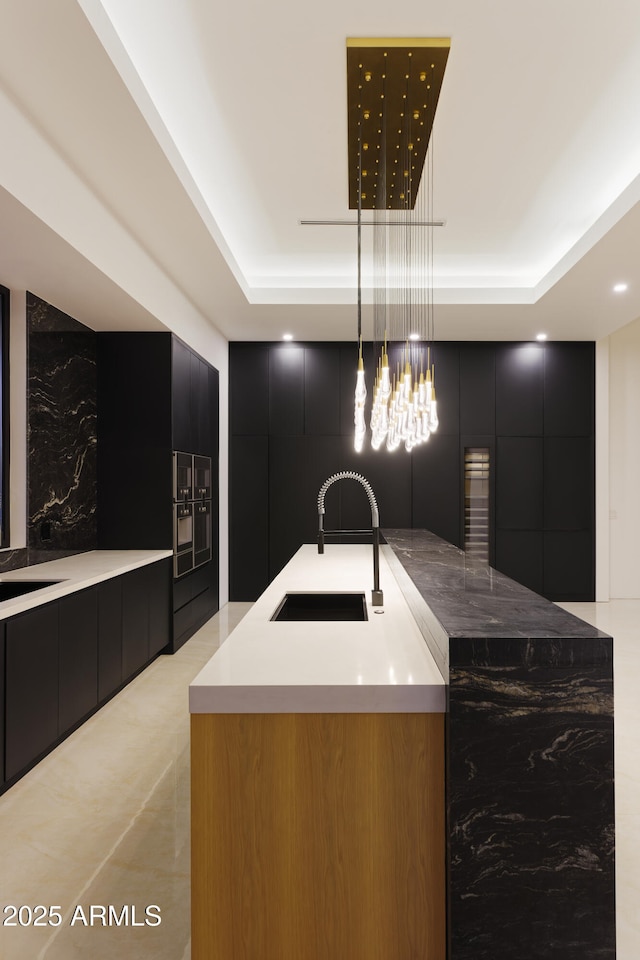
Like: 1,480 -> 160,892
382,529 -> 612,659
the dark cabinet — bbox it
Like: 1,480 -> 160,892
495,343 -> 544,436
122,567 -> 150,680
5,604 -> 59,781
172,337 -> 193,452
59,588 -> 98,736
496,437 -> 543,530
122,559 -> 171,676
172,560 -> 215,651
459,346 -> 495,436
269,344 -> 304,436
148,558 -> 172,657
172,339 -> 215,456
98,577 -> 123,702
98,332 -> 220,645
1,559 -> 171,793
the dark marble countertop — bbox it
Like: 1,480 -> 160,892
382,529 -> 610,644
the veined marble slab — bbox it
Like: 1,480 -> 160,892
382,528 -> 615,960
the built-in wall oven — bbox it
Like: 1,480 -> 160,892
174,501 -> 194,577
193,499 -> 212,568
174,451 -> 193,502
173,452 -> 212,578
193,455 -> 212,501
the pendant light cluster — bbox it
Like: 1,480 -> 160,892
346,38 -> 450,453
370,343 -> 439,452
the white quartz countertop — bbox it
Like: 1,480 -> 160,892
190,544 -> 446,714
0,549 -> 172,621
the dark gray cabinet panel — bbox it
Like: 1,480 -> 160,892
496,530 -> 544,595
543,531 -> 594,600
338,435 -> 412,532
269,435 -> 343,580
97,333 -> 173,549
495,343 -> 544,436
122,568 -> 150,679
194,354 -> 212,454
544,343 -> 594,437
98,577 -> 123,702
2,561 -> 171,792
148,558 -> 171,657
99,332 -> 219,642
172,337 -> 193,453
412,434 -> 461,547
428,344 -> 460,436
460,346 -> 495,436
230,345 -> 269,436
269,345 -> 304,436
5,604 -> 59,781
496,437 -> 543,530
97,333 -> 172,448
544,437 -> 594,530
230,436 -> 270,600
59,588 -> 98,736
172,560 -> 216,649
305,345 -> 341,436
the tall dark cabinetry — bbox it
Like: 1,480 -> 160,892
97,333 -> 219,650
230,340 -> 595,603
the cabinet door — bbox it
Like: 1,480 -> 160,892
5,604 -> 59,781
172,337 -> 192,452
122,568 -> 149,679
59,588 -> 99,735
148,559 -> 171,657
190,352 -> 211,454
98,577 -> 123,702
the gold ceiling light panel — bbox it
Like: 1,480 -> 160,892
346,38 -> 450,210
347,38 -> 450,454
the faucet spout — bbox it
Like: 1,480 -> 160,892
317,471 -> 383,606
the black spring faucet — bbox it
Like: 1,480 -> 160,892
317,471 -> 383,606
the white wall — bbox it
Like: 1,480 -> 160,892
595,338 -> 610,601
608,315 -> 640,598
7,290 -> 27,549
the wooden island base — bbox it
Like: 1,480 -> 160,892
191,711 -> 445,960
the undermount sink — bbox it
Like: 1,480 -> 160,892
0,580 -> 63,602
271,592 -> 368,622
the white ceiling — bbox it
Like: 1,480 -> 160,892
1,0 -> 640,342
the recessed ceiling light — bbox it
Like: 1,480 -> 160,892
613,282 -> 628,293
536,333 -> 547,341
282,333 -> 293,341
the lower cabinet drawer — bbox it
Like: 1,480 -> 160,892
192,588 -> 211,625
174,603 -> 195,641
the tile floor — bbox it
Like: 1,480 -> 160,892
0,599 -> 636,959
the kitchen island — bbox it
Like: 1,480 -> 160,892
190,533 -> 615,960
190,543 -> 446,960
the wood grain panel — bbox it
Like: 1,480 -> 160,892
191,712 -> 445,960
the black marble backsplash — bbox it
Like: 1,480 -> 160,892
0,294 -> 97,572
27,293 -> 97,553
